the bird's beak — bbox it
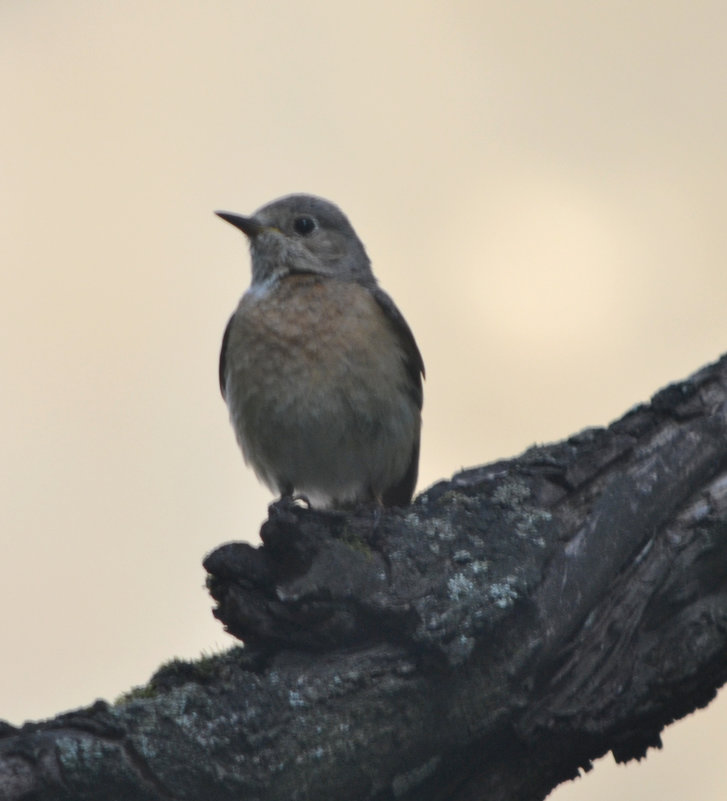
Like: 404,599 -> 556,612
215,211 -> 263,238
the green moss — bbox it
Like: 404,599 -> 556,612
339,529 -> 374,557
114,683 -> 157,705
114,647 -> 242,707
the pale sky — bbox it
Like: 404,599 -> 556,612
2,2 -> 726,798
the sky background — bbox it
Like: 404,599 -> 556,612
2,2 -> 727,798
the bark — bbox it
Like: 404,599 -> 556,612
3,355 -> 727,801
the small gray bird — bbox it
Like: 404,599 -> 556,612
216,194 -> 424,509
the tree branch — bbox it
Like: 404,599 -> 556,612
3,355 -> 727,801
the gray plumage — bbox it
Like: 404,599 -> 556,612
217,194 -> 424,508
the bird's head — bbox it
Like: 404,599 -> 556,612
216,194 -> 374,287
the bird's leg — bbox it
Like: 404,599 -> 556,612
272,489 -> 311,513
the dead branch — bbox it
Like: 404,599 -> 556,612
2,355 -> 727,801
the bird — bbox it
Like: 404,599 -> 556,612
215,193 -> 424,510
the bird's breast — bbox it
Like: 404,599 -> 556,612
222,274 -> 419,504
227,275 -> 407,395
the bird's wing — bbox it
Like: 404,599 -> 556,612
370,286 -> 425,506
218,315 -> 234,399
370,286 -> 425,410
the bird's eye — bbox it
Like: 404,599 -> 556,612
293,216 -> 316,236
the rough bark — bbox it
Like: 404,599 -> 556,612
3,355 -> 727,801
